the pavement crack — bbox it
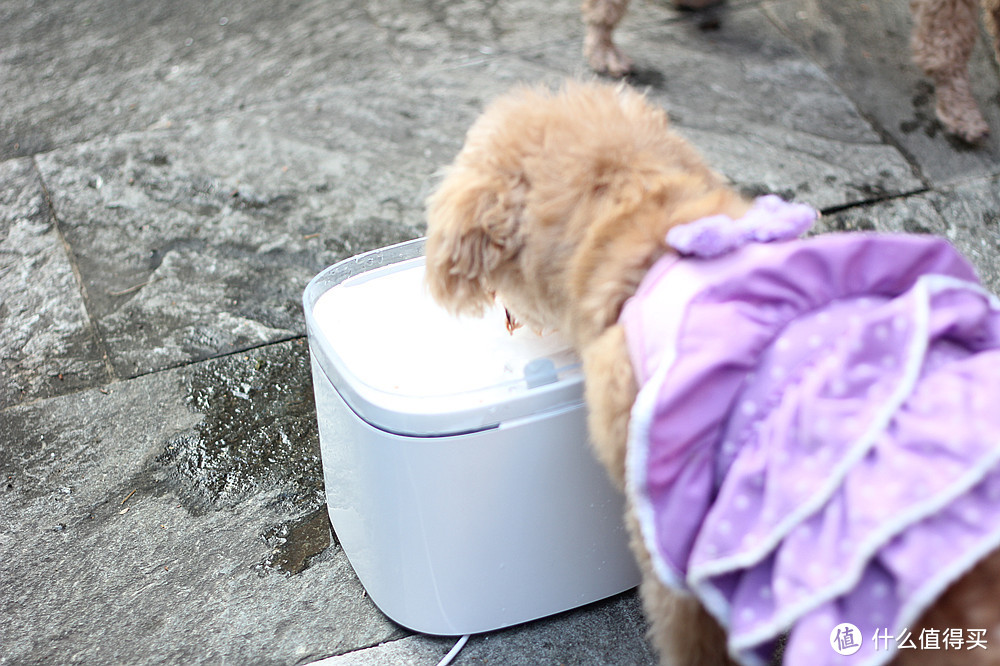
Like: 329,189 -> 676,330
30,156 -> 118,387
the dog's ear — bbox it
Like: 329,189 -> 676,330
425,163 -> 525,316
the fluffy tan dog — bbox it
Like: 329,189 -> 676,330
582,0 -> 1000,143
425,80 -> 1000,665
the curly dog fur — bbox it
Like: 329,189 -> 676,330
425,80 -> 1000,664
581,0 -> 999,142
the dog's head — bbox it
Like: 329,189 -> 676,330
425,80 -> 747,347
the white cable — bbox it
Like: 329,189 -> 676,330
435,634 -> 470,666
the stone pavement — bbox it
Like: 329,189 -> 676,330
2,0 -> 999,664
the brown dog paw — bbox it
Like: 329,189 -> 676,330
584,30 -> 634,76
935,78 -> 990,143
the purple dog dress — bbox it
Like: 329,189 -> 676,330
621,196 -> 1000,666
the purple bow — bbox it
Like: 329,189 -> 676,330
666,195 -> 818,258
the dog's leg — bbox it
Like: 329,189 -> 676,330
984,0 -> 1000,65
581,324 -> 636,489
891,548 -> 1000,666
625,508 -> 734,665
582,326 -> 733,665
910,0 -> 990,142
582,0 -> 633,76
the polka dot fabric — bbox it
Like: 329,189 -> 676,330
621,230 -> 1000,666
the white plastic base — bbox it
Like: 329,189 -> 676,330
311,355 -> 641,635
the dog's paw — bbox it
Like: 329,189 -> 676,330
584,31 -> 634,77
935,79 -> 990,144
940,107 -> 990,144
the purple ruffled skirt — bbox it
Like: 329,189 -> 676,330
622,233 -> 1000,666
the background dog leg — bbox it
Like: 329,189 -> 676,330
582,0 -> 634,76
910,0 -> 990,142
984,0 -> 1000,66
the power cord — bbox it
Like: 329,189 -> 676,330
435,634 -> 470,666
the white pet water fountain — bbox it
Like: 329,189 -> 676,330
303,238 -> 639,635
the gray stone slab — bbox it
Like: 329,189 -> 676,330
34,128 -> 319,377
7,0 -> 927,213
821,173 -> 1000,293
764,0 -> 1000,184
7,1 -> 1000,666
260,61 -> 571,186
505,3 -> 924,208
925,176 -> 1000,292
311,592 -> 655,666
0,157 -> 110,408
606,5 -> 926,209
310,635 -> 457,666
0,0 -> 631,161
0,0 -> 407,160
32,121 -> 404,378
30,54 -> 567,379
0,340 -> 404,666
